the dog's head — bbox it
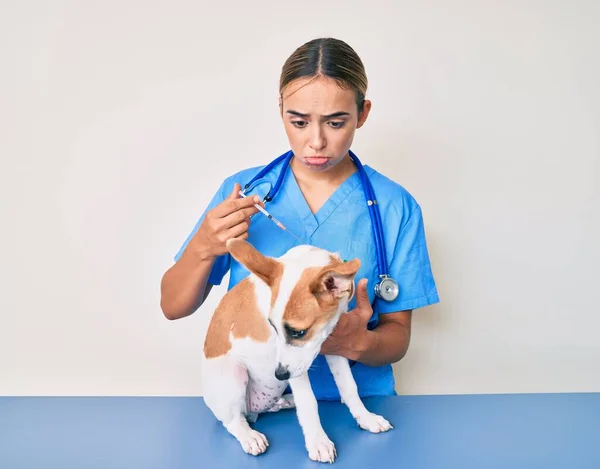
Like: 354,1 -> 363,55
226,238 -> 361,380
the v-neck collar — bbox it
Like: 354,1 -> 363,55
282,166 -> 362,239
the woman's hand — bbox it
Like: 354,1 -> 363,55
321,277 -> 413,366
161,183 -> 263,321
320,278 -> 374,361
188,183 -> 263,261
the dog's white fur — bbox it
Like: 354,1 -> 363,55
201,239 -> 392,463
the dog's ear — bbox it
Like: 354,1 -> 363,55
310,258 -> 361,300
226,238 -> 282,287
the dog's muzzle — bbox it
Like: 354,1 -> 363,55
274,364 -> 290,381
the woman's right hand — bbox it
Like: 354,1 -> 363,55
188,183 -> 263,261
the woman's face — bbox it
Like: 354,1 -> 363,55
280,76 -> 371,173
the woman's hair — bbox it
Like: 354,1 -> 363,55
279,37 -> 368,112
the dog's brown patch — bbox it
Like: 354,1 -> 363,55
204,278 -> 271,358
204,239 -> 284,359
282,256 -> 361,343
226,238 -> 284,309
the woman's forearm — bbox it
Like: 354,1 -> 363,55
356,320 -> 411,367
160,249 -> 216,320
160,184 -> 263,320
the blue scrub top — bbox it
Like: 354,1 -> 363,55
174,153 -> 439,400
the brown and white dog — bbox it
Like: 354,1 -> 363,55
201,238 -> 392,463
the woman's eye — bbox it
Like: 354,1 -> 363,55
285,325 -> 307,339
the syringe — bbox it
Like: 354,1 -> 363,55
238,190 -> 302,243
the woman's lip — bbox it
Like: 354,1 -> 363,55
305,156 -> 329,165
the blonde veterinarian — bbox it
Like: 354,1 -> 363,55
161,37 -> 439,401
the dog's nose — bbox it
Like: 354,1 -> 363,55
274,364 -> 290,381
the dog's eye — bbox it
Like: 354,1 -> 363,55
285,324 -> 307,339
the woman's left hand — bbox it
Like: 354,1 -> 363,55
320,278 -> 374,361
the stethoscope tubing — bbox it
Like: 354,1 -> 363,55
241,149 -> 397,303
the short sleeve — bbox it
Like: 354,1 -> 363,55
173,180 -> 232,286
376,204 -> 440,313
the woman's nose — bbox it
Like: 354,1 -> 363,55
309,126 -> 326,151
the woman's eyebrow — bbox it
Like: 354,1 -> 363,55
286,110 -> 351,118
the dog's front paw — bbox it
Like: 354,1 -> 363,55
239,429 -> 269,456
356,412 -> 393,433
306,432 -> 336,463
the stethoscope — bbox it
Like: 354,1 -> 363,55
241,150 -> 399,303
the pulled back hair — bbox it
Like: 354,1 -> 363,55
279,38 -> 368,113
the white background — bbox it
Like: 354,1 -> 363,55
1,0 -> 599,396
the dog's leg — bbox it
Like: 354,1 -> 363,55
325,355 -> 393,433
201,356 -> 269,456
288,374 -> 336,463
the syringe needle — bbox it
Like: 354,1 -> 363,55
273,218 -> 303,242
238,190 -> 302,242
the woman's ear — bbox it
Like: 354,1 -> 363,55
357,99 -> 372,128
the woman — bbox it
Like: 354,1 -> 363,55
160,37 -> 439,400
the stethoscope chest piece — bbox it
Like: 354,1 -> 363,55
374,275 -> 399,302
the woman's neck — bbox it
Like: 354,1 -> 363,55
289,154 -> 358,214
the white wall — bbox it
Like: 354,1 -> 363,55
1,0 -> 599,396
